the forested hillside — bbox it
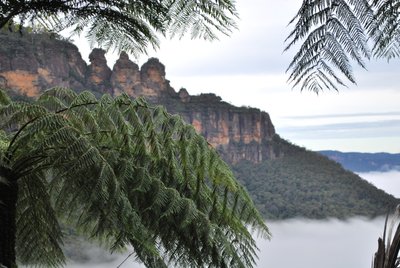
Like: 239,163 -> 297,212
232,136 -> 399,219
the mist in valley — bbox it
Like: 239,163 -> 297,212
358,170 -> 400,198
66,171 -> 400,268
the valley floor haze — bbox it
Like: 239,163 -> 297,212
65,171 -> 400,268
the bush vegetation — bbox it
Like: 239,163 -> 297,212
232,136 -> 398,219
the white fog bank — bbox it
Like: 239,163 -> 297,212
256,218 -> 384,268
66,218 -> 386,268
358,170 -> 400,198
67,171 -> 400,268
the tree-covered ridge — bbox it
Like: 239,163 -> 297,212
232,136 -> 398,220
0,88 -> 269,268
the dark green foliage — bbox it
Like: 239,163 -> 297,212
372,205 -> 400,268
232,135 -> 398,220
286,0 -> 400,92
0,88 -> 33,103
285,0 -> 371,92
368,0 -> 400,60
0,88 -> 269,267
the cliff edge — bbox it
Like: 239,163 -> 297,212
0,31 -> 276,163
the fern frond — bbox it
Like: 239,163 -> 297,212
0,89 -> 11,106
0,102 -> 48,130
16,172 -> 65,267
41,87 -> 78,107
1,88 -> 269,268
84,10 -> 161,57
166,0 -> 238,40
368,0 -> 400,60
286,0 -> 371,92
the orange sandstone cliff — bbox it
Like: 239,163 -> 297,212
0,31 -> 276,163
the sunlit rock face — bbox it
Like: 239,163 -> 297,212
0,31 -> 276,163
0,31 -> 87,97
111,51 -> 141,97
166,93 -> 276,163
86,48 -> 112,94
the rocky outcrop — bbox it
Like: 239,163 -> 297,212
0,31 -> 87,97
0,31 -> 276,163
86,48 -> 112,94
165,93 -> 276,163
111,55 -> 177,102
111,51 -> 141,97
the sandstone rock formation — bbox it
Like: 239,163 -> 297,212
0,31 -> 87,97
111,51 -> 141,97
167,93 -> 276,163
0,31 -> 276,163
86,48 -> 112,94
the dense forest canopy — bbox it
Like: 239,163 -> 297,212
232,136 -> 398,219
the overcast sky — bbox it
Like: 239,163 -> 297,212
74,0 -> 400,153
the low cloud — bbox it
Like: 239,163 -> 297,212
358,170 -> 400,198
278,119 -> 400,139
66,218 -> 386,268
283,111 -> 400,120
66,172 -> 398,268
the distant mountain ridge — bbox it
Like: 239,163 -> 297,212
1,30 -> 398,219
319,150 -> 400,173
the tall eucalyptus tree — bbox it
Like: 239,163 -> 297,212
0,88 -> 269,267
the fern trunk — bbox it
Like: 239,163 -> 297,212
0,168 -> 18,268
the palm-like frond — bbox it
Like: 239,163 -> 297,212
372,205 -> 400,268
368,0 -> 400,60
165,0 -> 238,40
0,88 -> 269,267
0,90 -> 11,106
0,1 -> 238,55
80,6 -> 163,57
16,172 -> 65,267
286,0 -> 371,92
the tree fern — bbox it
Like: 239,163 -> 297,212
0,87 -> 270,267
285,0 -> 371,93
165,0 -> 238,40
368,0 -> 400,60
16,172 -> 65,267
0,1 -> 238,56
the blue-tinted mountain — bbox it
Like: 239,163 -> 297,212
319,150 -> 400,173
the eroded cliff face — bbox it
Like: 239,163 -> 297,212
0,32 -> 87,97
0,31 -> 276,163
168,93 -> 276,163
